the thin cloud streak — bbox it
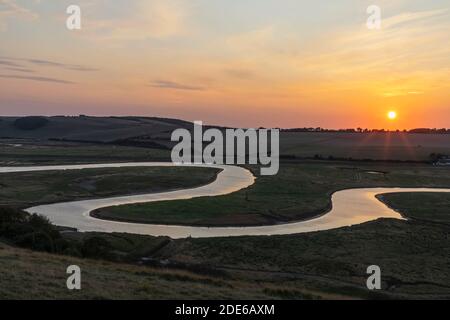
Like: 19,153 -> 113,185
0,57 -> 99,72
0,74 -> 75,84
2,66 -> 35,73
150,80 -> 205,91
27,59 -> 99,71
0,59 -> 21,67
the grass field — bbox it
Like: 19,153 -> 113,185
149,191 -> 450,299
154,218 -> 450,299
0,141 -> 170,166
3,116 -> 450,164
279,131 -> 450,161
153,191 -> 450,299
94,162 -> 450,226
379,192 -> 450,224
0,166 -> 219,208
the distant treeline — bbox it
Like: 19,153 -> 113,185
280,154 -> 431,164
6,116 -> 450,134
281,127 -> 450,134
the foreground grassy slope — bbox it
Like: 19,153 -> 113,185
0,166 -> 219,208
95,162 -> 450,226
0,242 -> 302,299
0,207 -> 332,299
3,218 -> 447,299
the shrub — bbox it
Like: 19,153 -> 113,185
0,206 -> 28,224
0,206 -> 114,259
0,206 -> 64,253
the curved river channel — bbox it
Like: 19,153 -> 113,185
1,162 -> 450,239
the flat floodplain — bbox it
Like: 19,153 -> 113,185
1,132 -> 450,299
93,162 -> 450,227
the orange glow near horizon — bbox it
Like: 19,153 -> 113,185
0,1 -> 449,130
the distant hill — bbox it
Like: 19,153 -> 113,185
0,116 -> 193,146
1,115 -> 450,161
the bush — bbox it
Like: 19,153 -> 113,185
13,116 -> 49,130
0,206 -> 115,260
0,206 -> 28,224
0,206 -> 66,253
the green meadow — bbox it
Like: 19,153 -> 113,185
0,166 -> 219,209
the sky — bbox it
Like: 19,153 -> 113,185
0,0 -> 449,129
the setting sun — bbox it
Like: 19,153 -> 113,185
387,111 -> 397,120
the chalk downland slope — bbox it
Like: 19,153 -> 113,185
0,116 -> 192,145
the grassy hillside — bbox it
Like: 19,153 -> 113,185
3,217 -> 448,299
0,241 -> 302,299
0,116 -> 192,143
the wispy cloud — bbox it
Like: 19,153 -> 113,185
0,0 -> 38,31
150,80 -> 205,91
0,56 -> 97,84
0,59 -> 21,67
0,74 -> 74,84
26,58 -> 99,72
2,66 -> 34,73
0,57 -> 99,72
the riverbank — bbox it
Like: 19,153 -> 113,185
2,162 -> 448,238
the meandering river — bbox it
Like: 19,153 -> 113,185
1,162 -> 449,238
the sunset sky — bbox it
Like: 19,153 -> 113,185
0,0 -> 449,129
